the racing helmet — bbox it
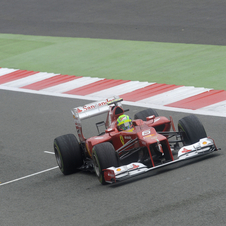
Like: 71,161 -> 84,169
117,115 -> 133,131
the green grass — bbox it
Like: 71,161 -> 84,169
0,33 -> 225,90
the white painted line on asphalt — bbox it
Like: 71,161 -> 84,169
1,85 -> 226,117
0,166 -> 59,187
44,151 -> 55,154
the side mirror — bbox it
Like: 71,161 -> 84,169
105,128 -> 116,133
146,115 -> 155,122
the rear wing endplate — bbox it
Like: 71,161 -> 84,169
71,96 -> 122,142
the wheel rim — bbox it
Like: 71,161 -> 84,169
178,126 -> 189,145
54,146 -> 62,169
93,155 -> 100,177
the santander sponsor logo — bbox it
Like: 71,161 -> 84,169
83,103 -> 100,111
76,98 -> 115,113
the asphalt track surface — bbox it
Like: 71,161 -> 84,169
1,1 -> 226,226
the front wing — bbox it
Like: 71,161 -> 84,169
103,137 -> 218,183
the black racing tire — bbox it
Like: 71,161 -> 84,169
134,108 -> 159,121
54,134 -> 83,175
178,115 -> 207,145
92,142 -> 119,185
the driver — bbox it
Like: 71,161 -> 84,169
117,114 -> 134,132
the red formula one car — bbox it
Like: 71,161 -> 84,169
53,96 -> 218,185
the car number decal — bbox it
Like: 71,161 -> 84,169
142,129 -> 151,136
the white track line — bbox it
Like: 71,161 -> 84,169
1,84 -> 226,117
44,151 -> 55,154
0,166 -> 59,187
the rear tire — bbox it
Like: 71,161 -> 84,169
134,108 -> 159,121
54,134 -> 83,175
92,142 -> 119,185
178,115 -> 207,145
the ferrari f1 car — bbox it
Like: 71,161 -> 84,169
53,96 -> 218,185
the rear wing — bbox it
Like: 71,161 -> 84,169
71,96 -> 122,121
71,96 -> 122,142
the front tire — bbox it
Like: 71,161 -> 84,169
178,115 -> 207,145
92,142 -> 119,185
54,134 -> 83,175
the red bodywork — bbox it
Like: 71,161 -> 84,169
72,100 -> 174,167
